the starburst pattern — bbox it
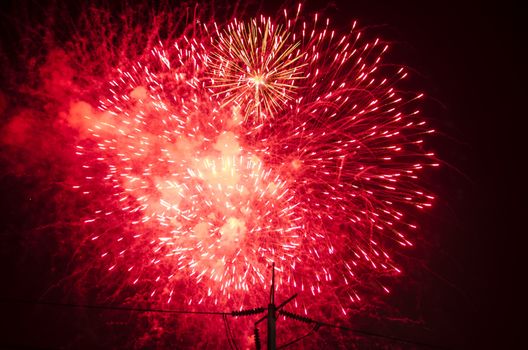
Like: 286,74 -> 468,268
208,16 -> 305,121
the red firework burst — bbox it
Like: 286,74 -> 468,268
55,4 -> 441,318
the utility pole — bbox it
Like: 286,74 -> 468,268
236,263 -> 297,349
267,263 -> 277,350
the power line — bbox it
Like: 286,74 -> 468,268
277,309 -> 448,349
223,314 -> 239,350
0,298 -> 229,315
1,287 -> 449,350
277,324 -> 320,349
319,321 -> 447,349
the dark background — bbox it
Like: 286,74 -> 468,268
0,0 -> 521,348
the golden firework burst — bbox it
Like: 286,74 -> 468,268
208,16 -> 306,121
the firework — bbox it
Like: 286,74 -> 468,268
0,0 -> 447,347
66,5 -> 439,318
207,16 -> 305,121
0,2 -> 440,327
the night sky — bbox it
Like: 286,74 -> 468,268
0,0 -> 521,349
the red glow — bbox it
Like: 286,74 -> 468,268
63,9 -> 438,314
0,3 -> 439,330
